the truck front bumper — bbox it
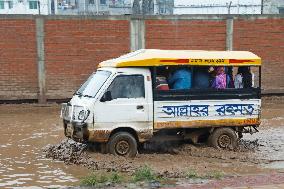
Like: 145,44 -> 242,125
63,120 -> 89,143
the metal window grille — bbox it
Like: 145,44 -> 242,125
29,1 -> 38,9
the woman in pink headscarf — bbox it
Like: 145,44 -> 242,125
211,67 -> 226,89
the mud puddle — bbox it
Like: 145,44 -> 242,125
43,130 -> 278,178
1,102 -> 284,188
0,104 -> 87,188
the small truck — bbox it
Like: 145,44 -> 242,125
61,49 -> 261,157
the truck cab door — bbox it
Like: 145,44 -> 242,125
93,70 -> 153,142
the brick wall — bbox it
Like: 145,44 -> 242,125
234,17 -> 284,92
0,15 -> 283,102
45,19 -> 130,99
0,19 -> 38,100
146,20 -> 226,50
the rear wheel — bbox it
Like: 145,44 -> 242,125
107,132 -> 137,157
208,127 -> 237,150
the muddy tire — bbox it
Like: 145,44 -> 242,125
208,127 -> 237,150
108,132 -> 137,157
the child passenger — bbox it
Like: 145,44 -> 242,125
211,67 -> 226,89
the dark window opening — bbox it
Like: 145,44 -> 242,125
0,1 -> 4,9
100,0 -> 106,5
29,1 -> 38,9
153,66 -> 261,101
8,1 -> 13,9
279,7 -> 284,14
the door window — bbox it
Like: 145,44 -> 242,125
107,75 -> 145,100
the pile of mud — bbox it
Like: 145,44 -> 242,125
43,139 -> 138,172
238,139 -> 260,151
43,139 -> 96,169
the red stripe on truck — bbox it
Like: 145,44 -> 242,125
229,59 -> 254,63
160,59 -> 189,63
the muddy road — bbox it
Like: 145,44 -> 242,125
0,101 -> 284,188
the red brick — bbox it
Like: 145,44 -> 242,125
0,19 -> 38,100
234,18 -> 284,91
44,19 -> 130,99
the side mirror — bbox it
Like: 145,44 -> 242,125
100,91 -> 112,102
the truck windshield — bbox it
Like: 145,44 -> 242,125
75,70 -> 111,98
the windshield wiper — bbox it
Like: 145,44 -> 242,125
82,94 -> 93,98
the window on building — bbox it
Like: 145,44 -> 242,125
100,0 -> 106,5
29,1 -> 38,9
0,1 -> 4,9
89,0 -> 94,4
8,1 -> 13,9
279,7 -> 284,14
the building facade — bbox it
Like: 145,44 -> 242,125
57,0 -> 133,15
1,0 -> 283,16
0,0 -> 57,15
263,0 -> 284,14
174,0 -> 262,14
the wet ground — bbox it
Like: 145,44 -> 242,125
0,101 -> 284,188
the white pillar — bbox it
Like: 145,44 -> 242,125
96,0 -> 99,14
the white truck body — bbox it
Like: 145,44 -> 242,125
61,67 -> 261,143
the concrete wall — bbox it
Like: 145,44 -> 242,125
0,15 -> 283,102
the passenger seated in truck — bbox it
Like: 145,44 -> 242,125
192,67 -> 210,89
225,67 -> 234,88
211,66 -> 227,89
155,67 -> 170,90
168,67 -> 192,90
156,76 -> 169,90
234,66 -> 253,88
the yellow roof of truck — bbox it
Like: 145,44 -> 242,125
98,49 -> 261,68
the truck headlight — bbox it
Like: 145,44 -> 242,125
78,110 -> 86,120
76,109 -> 89,121
72,105 -> 90,122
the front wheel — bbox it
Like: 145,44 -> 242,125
208,127 -> 238,150
107,132 -> 137,157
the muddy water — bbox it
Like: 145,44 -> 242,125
0,102 -> 284,188
0,105 -> 88,188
